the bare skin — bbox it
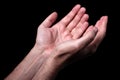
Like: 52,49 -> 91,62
5,4 -> 108,80
35,5 -> 89,54
32,15 -> 108,80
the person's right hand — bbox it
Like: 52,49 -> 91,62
49,16 -> 108,66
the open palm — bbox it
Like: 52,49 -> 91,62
36,5 -> 89,52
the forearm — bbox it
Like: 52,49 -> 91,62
32,49 -> 69,80
5,44 -> 47,80
32,57 -> 59,80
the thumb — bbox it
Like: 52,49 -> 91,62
56,27 -> 98,55
40,12 -> 58,28
76,27 -> 98,50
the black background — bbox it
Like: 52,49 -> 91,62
1,0 -> 119,80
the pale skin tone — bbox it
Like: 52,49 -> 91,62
5,4 -> 108,80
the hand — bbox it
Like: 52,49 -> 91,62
35,4 -> 89,53
51,16 -> 108,64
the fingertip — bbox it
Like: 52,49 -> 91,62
80,7 -> 86,12
52,12 -> 58,16
99,16 -> 108,25
73,4 -> 81,10
93,27 -> 98,33
103,16 -> 108,22
75,4 -> 81,8
85,14 -> 89,19
104,15 -> 108,19
89,25 -> 94,28
100,15 -> 108,20
84,21 -> 89,26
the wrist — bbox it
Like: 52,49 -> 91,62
32,51 -> 61,80
47,48 -> 66,70
32,48 -> 68,80
48,47 -> 73,70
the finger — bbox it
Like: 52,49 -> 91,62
96,16 -> 108,36
80,14 -> 89,24
82,25 -> 94,36
40,12 -> 58,28
66,7 -> 86,31
86,16 -> 108,53
59,4 -> 81,27
70,14 -> 89,39
76,27 -> 98,50
71,22 -> 89,39
90,16 -> 108,47
55,27 -> 97,56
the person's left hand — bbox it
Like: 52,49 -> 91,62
35,4 -> 89,54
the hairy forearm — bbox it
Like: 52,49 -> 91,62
5,44 -> 48,80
